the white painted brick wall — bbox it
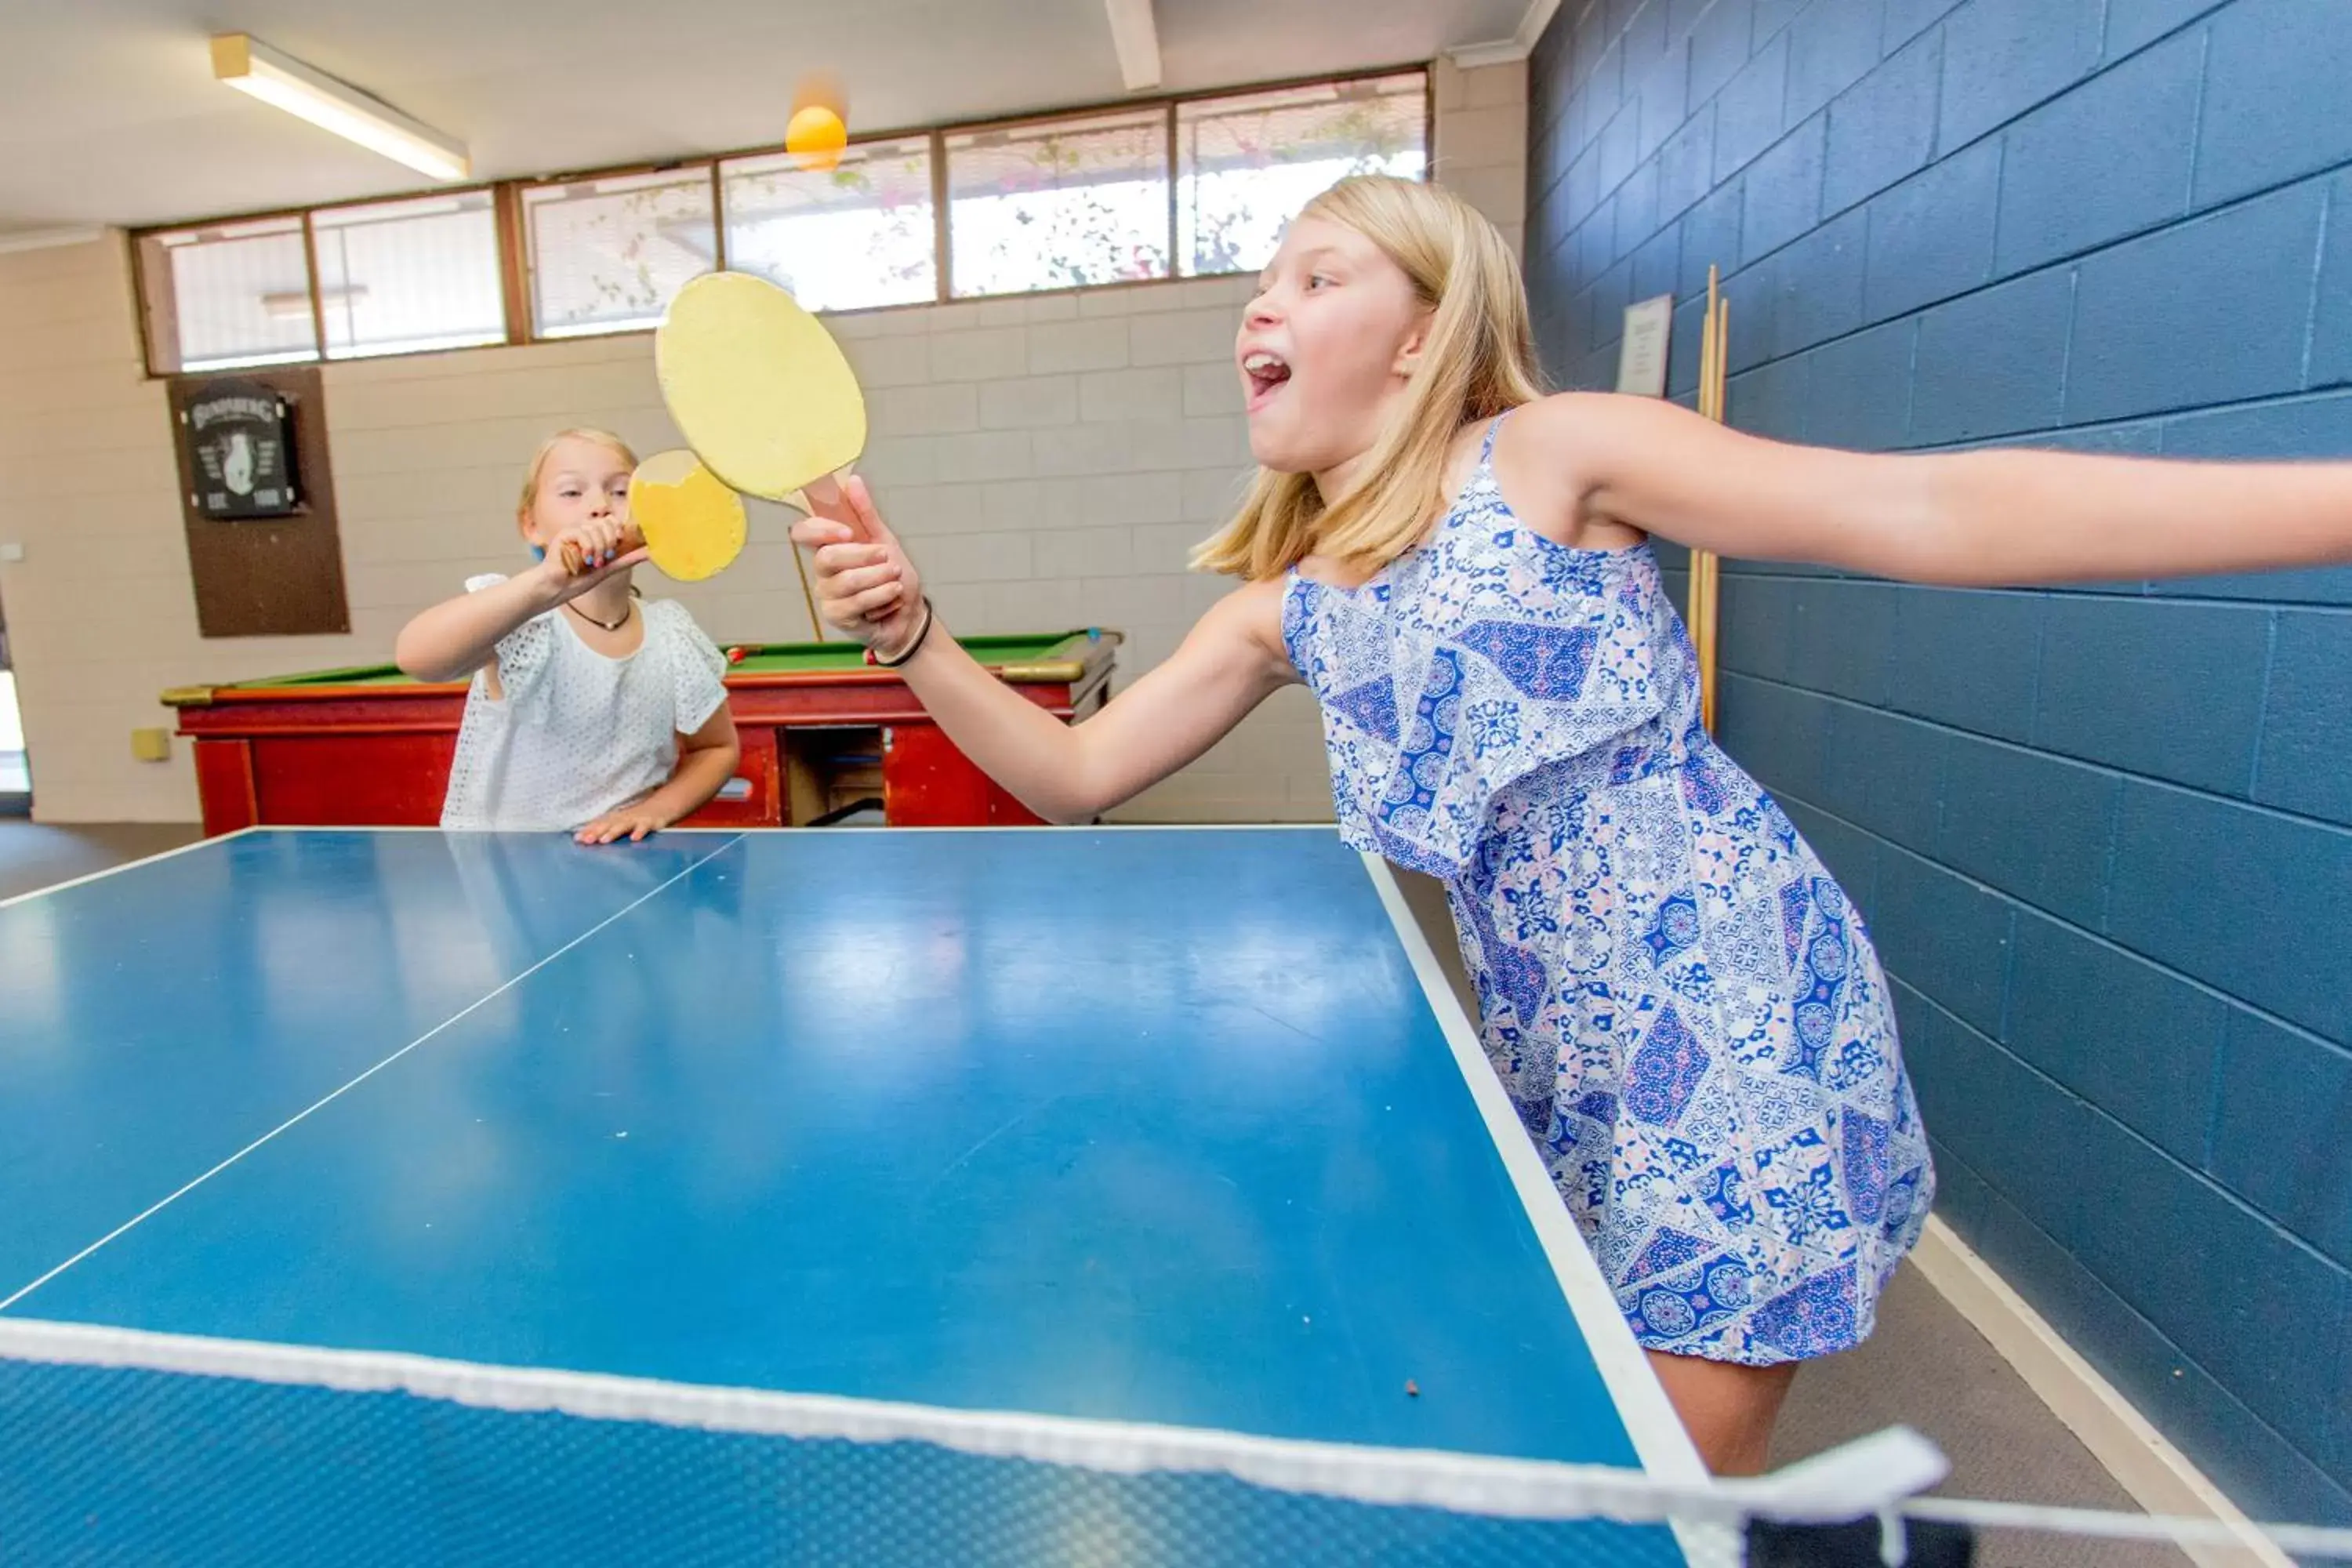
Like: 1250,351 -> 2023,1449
1435,60 -> 1530,259
1031,423 -> 1134,477
1128,309 -> 1240,367
843,336 -> 938,388
919,530 -> 1037,585
1438,103 -> 1531,169
975,375 -> 1080,430
870,383 -> 980,437
1036,471 -> 1188,528
1134,416 -> 1249,472
1027,320 -> 1131,374
927,430 -> 1033,484
927,326 -> 1028,382
1184,466 -> 1251,517
1079,367 -> 1185,423
1443,164 -> 1530,229
1184,363 -> 1243,417
1050,525 -> 1137,579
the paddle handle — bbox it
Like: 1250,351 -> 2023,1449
800,472 -> 869,541
557,524 -> 646,576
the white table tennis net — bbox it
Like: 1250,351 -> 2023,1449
0,1316 -> 2345,1567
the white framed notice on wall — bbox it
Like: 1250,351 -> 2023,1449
1614,293 -> 1675,397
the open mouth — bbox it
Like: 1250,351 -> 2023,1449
1242,350 -> 1292,411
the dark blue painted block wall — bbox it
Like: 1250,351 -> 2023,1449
1526,0 -> 2352,1521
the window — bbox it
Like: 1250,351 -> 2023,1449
523,169 -> 717,339
1178,74 -> 1427,278
310,193 -> 506,360
946,108 -> 1170,297
722,136 -> 935,313
129,68 -> 1429,374
137,218 -> 318,373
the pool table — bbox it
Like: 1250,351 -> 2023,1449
162,630 -> 1120,836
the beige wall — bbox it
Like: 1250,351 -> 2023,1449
1434,57 -> 1530,258
0,63 -> 1524,825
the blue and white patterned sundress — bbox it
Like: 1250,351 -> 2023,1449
1283,414 -> 1934,1366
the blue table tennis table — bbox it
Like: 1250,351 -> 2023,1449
0,826 -> 1720,1565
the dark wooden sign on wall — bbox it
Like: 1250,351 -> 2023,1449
169,365 -> 350,637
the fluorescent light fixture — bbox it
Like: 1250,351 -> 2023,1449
261,286 -> 367,321
211,34 -> 470,182
1102,0 -> 1161,93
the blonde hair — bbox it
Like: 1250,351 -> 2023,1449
517,426 -> 638,528
1192,176 -> 1546,581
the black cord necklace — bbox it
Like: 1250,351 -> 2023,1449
564,597 -> 632,633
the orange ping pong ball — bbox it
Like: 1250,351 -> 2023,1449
786,105 -> 848,172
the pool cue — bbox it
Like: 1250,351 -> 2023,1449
1713,302 -> 1729,630
790,543 -> 825,641
1691,267 -> 1727,734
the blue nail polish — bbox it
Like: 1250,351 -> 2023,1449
529,545 -> 546,563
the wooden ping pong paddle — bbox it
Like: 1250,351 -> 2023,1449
655,270 -> 867,521
649,269 -> 870,630
558,269 -> 869,577
550,450 -> 748,583
627,449 -> 748,581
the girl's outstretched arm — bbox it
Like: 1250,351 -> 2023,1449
1519,392 -> 2352,586
793,480 -> 1295,825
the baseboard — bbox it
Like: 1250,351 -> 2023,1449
1908,1216 -> 2287,1568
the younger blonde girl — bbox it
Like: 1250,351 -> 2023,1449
397,428 -> 739,844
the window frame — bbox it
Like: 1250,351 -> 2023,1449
127,63 -> 1432,379
303,188 -> 510,362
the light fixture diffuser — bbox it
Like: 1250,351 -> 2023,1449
1102,0 -> 1161,92
211,34 -> 470,182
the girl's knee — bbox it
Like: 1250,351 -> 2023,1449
1644,1351 -> 1799,1475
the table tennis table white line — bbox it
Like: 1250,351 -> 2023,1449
0,833 -> 749,1316
0,1313 -> 1933,1546
1355,852 -> 1708,1483
0,826 -> 258,910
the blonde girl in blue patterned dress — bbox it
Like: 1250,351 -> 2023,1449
790,176 -> 2352,1473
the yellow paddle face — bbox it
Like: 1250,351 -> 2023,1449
655,271 -> 866,503
629,449 -> 746,582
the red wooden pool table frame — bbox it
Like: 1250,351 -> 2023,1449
163,633 -> 1120,837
